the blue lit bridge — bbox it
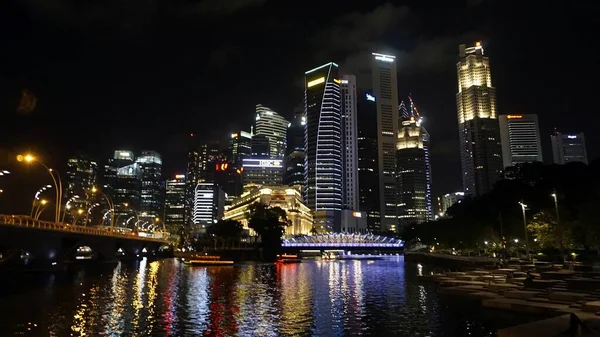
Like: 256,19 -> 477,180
281,233 -> 404,256
0,214 -> 171,266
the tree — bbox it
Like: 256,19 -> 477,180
527,209 -> 572,261
207,219 -> 244,249
247,203 -> 290,261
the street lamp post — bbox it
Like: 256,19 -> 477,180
17,154 -> 63,223
84,203 -> 99,227
34,199 -> 49,220
91,187 -> 115,229
30,185 -> 52,217
551,191 -> 560,223
72,209 -> 84,226
518,202 -> 530,261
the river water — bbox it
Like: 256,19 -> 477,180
0,257 -> 537,336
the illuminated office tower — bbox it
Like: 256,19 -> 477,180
551,131 -> 588,165
136,150 -> 163,218
357,90 -> 380,232
193,182 -> 225,233
396,97 -> 433,227
499,114 -> 543,168
241,158 -> 284,186
104,150 -> 141,220
199,141 -> 221,180
65,154 -> 97,211
304,62 -> 343,230
341,74 -> 359,211
456,42 -> 503,195
185,149 -> 201,226
438,192 -> 464,217
228,130 -> 252,164
255,104 -> 289,159
284,106 -> 306,186
164,175 -> 186,232
372,52 -> 400,232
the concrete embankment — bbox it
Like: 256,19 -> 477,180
405,251 -> 499,269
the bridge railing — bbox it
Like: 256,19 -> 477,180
0,214 -> 169,243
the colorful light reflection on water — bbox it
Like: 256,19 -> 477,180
0,257 -> 529,336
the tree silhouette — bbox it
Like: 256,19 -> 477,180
247,203 -> 290,261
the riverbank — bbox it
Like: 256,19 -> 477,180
405,251 -> 499,269
416,258 -> 600,336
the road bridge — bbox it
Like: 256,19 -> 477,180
281,233 -> 404,256
0,214 -> 170,266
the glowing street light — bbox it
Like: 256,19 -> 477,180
91,186 -> 115,229
17,153 -> 63,223
34,199 -> 49,220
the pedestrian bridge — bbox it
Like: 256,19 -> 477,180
282,233 -> 403,249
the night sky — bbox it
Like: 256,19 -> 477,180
1,0 -> 598,202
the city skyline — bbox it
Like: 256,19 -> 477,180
0,0 -> 598,207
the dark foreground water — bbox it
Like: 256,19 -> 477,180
0,257 -> 538,336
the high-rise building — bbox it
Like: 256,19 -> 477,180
341,74 -> 359,211
357,90 -> 380,232
229,131 -> 253,164
304,62 -> 343,232
104,150 -> 141,220
372,52 -> 400,232
241,158 -> 284,186
199,141 -> 221,180
251,134 -> 271,158
185,149 -> 201,227
164,175 -> 186,233
456,42 -> 503,196
396,97 -> 433,227
255,104 -> 289,159
193,182 -> 225,233
438,192 -> 465,217
136,151 -> 163,218
498,114 -> 543,168
551,131 -> 588,165
65,154 -> 97,212
284,106 -> 306,186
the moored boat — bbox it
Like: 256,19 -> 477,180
276,254 -> 302,264
183,255 -> 234,266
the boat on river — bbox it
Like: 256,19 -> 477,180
276,254 -> 302,264
183,255 -> 234,266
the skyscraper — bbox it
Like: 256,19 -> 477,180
396,97 -> 433,227
255,104 -> 289,159
341,74 -> 359,211
456,42 -> 503,195
241,158 -> 284,186
199,141 -> 221,180
372,52 -> 400,232
193,182 -> 225,233
185,149 -> 201,227
551,131 -> 588,165
65,154 -> 97,211
164,174 -> 186,233
304,62 -> 343,211
104,150 -> 141,219
357,90 -> 380,232
499,114 -> 543,168
438,192 -> 464,217
136,151 -> 163,218
284,106 -> 306,186
228,131 -> 252,164
251,135 -> 270,158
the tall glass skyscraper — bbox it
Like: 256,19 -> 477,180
341,74 -> 359,211
372,52 -> 400,232
396,98 -> 433,227
357,90 -> 380,232
136,151 -> 163,218
104,150 -> 141,221
304,62 -> 343,214
499,114 -> 543,168
255,104 -> 289,159
284,106 -> 306,186
456,42 -> 503,195
164,175 -> 186,233
551,131 -> 588,165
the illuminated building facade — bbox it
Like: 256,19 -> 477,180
499,114 -> 543,168
136,151 -> 164,218
255,104 -> 289,159
357,90 -> 380,232
551,131 -> 588,165
372,52 -> 400,232
396,98 -> 433,227
438,192 -> 464,217
341,74 -> 359,211
193,182 -> 225,233
456,42 -> 503,195
104,150 -> 141,218
164,175 -> 186,232
251,134 -> 270,158
185,149 -> 201,226
241,158 -> 284,186
229,131 -> 253,164
284,106 -> 306,186
199,141 -> 221,180
65,154 -> 97,212
222,185 -> 313,237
